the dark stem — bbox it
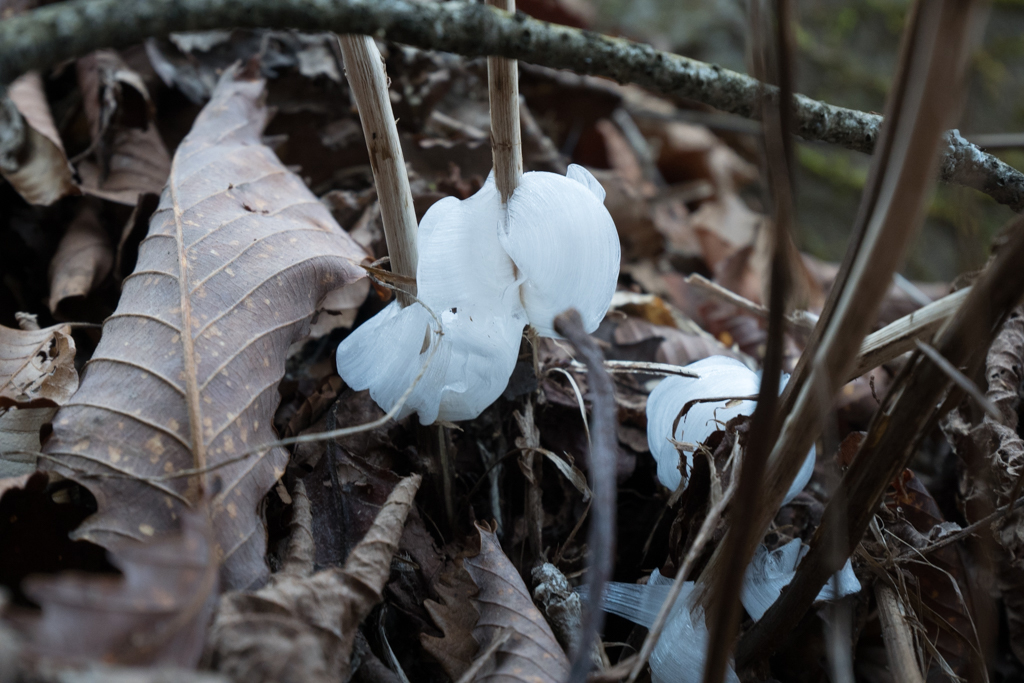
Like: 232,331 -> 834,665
0,0 -> 1022,211
737,212 -> 1024,668
700,2 -> 794,681
554,308 -> 616,683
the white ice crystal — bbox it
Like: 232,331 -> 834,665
593,570 -> 740,683
645,355 -> 815,503
741,539 -> 862,621
336,165 -> 620,424
593,549 -> 860,683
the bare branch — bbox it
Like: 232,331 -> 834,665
0,0 -> 1021,211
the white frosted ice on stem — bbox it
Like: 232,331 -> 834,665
337,165 -> 620,425
502,167 -> 620,336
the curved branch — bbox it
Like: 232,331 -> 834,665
1,0 -> 1022,211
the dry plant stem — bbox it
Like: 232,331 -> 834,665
737,212 -> 1024,668
554,309 -> 616,683
702,0 -> 979,616
701,2 -> 794,681
914,338 -> 1001,420
685,273 -> 815,334
851,286 -> 970,379
874,582 -> 925,683
625,438 -> 742,683
486,0 -> 522,202
339,34 -> 418,305
2,1 -> 1023,212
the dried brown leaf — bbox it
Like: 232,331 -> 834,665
943,307 -> 1024,664
48,202 -> 113,314
462,525 -> 570,683
206,474 -> 422,683
76,50 -> 170,205
612,317 -> 740,367
421,561 -> 481,680
0,321 -> 78,476
41,67 -> 366,590
1,72 -> 78,206
22,509 -> 218,667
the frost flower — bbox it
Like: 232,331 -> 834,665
587,356 -> 858,683
336,165 -> 620,424
645,355 -> 815,503
595,571 -> 739,683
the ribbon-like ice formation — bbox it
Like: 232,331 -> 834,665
595,548 -> 860,683
336,165 -> 620,424
645,355 -> 816,503
585,356 -> 859,682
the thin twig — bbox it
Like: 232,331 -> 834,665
914,338 -> 1001,420
1,0 -> 1023,211
701,1 -> 795,679
685,273 -> 816,334
912,493 -> 1024,557
568,359 -> 699,378
555,309 -> 617,683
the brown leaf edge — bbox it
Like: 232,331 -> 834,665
462,523 -> 570,683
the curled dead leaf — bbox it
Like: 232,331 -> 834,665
0,72 -> 78,206
206,474 -> 422,683
0,320 -> 78,476
41,66 -> 367,590
48,202 -> 113,315
76,50 -> 171,205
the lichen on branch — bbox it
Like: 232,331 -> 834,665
1,0 -> 1022,212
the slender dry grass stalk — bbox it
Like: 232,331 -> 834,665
875,582 -> 926,683
485,0 -> 523,202
338,34 -> 419,306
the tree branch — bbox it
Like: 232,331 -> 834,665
0,0 -> 1021,212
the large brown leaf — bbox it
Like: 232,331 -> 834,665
42,66 -> 366,590
0,318 -> 78,476
462,525 -> 570,683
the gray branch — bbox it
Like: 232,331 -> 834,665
1,0 -> 1022,211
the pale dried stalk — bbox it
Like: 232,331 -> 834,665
851,286 -> 969,379
339,35 -> 418,305
486,0 -> 523,202
874,582 -> 925,683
